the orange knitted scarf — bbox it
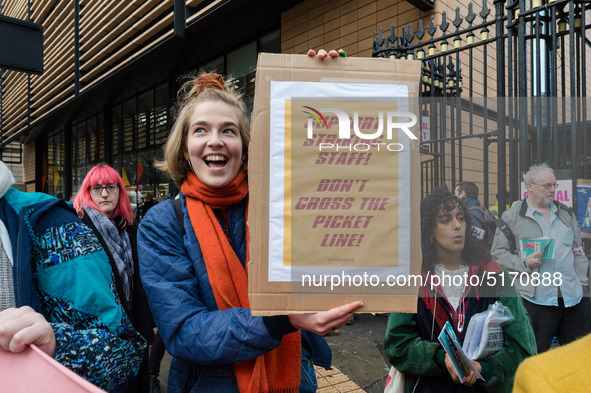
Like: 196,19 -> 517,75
181,170 -> 301,393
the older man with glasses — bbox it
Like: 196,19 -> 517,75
491,163 -> 590,353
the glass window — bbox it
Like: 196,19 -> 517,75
227,41 -> 257,112
123,98 -> 135,153
88,118 -> 97,163
97,114 -> 105,160
227,41 -> 257,78
203,56 -> 224,73
112,104 -> 121,156
153,83 -> 169,146
75,122 -> 87,166
138,90 -> 153,113
138,90 -> 153,149
46,130 -> 65,197
260,30 -> 280,53
137,112 -> 148,150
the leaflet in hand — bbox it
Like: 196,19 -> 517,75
520,237 -> 555,260
438,321 -> 485,382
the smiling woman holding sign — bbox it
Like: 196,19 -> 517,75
137,69 -> 362,393
384,189 -> 536,393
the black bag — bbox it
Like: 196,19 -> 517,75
468,206 -> 498,249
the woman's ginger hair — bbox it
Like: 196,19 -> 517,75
156,72 -> 250,188
73,163 -> 134,224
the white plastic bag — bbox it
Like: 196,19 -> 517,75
462,301 -> 513,360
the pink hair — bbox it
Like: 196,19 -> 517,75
73,163 -> 134,224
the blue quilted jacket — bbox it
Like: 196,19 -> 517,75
137,193 -> 331,393
0,188 -> 145,392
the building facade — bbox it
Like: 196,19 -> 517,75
1,0 -> 590,212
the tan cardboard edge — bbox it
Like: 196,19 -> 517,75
248,53 -> 422,315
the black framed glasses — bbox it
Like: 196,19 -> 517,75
531,182 -> 559,190
89,184 -> 119,195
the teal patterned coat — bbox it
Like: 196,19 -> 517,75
0,187 -> 146,392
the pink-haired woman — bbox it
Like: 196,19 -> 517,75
74,163 -> 154,393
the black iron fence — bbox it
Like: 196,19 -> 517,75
373,0 -> 591,213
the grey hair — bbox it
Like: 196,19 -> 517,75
524,163 -> 555,184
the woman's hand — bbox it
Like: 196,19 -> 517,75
444,352 -> 482,386
288,301 -> 363,335
459,357 -> 482,387
0,306 -> 56,357
307,49 -> 347,58
444,353 -> 461,383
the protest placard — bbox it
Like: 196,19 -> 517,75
248,53 -> 422,314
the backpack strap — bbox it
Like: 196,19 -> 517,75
496,217 -> 517,254
553,200 -> 574,216
469,205 -> 496,220
173,198 -> 185,234
468,206 -> 486,215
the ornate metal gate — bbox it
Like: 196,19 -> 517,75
373,0 -> 591,213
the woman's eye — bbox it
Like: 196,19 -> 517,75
222,128 -> 236,134
194,127 -> 206,133
457,216 -> 465,221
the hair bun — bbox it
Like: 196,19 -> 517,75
193,73 -> 225,94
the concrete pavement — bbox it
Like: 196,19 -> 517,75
325,313 -> 390,392
154,313 -> 391,392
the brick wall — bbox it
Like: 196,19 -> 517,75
281,0 -> 436,58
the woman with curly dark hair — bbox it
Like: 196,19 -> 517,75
384,189 -> 536,393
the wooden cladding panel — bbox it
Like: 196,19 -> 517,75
81,27 -> 173,92
42,19 -> 75,68
133,0 -> 173,31
80,0 -> 174,76
2,0 -> 75,143
186,0 -> 206,7
2,72 -> 27,119
31,51 -> 75,100
186,0 -> 228,24
81,11 -> 174,83
80,2 -> 140,50
1,0 -> 175,134
40,0 -> 71,29
79,0 -> 114,35
32,87 -> 75,118
42,2 -> 74,48
32,0 -> 59,22
80,0 -> 165,60
3,0 -> 27,19
2,0 -> 196,142
3,111 -> 27,134
30,0 -> 75,124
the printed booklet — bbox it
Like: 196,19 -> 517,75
438,321 -> 485,382
520,237 -> 555,260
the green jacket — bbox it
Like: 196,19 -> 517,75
384,268 -> 537,393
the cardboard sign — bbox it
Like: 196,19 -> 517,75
248,53 -> 422,315
0,344 -> 106,392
